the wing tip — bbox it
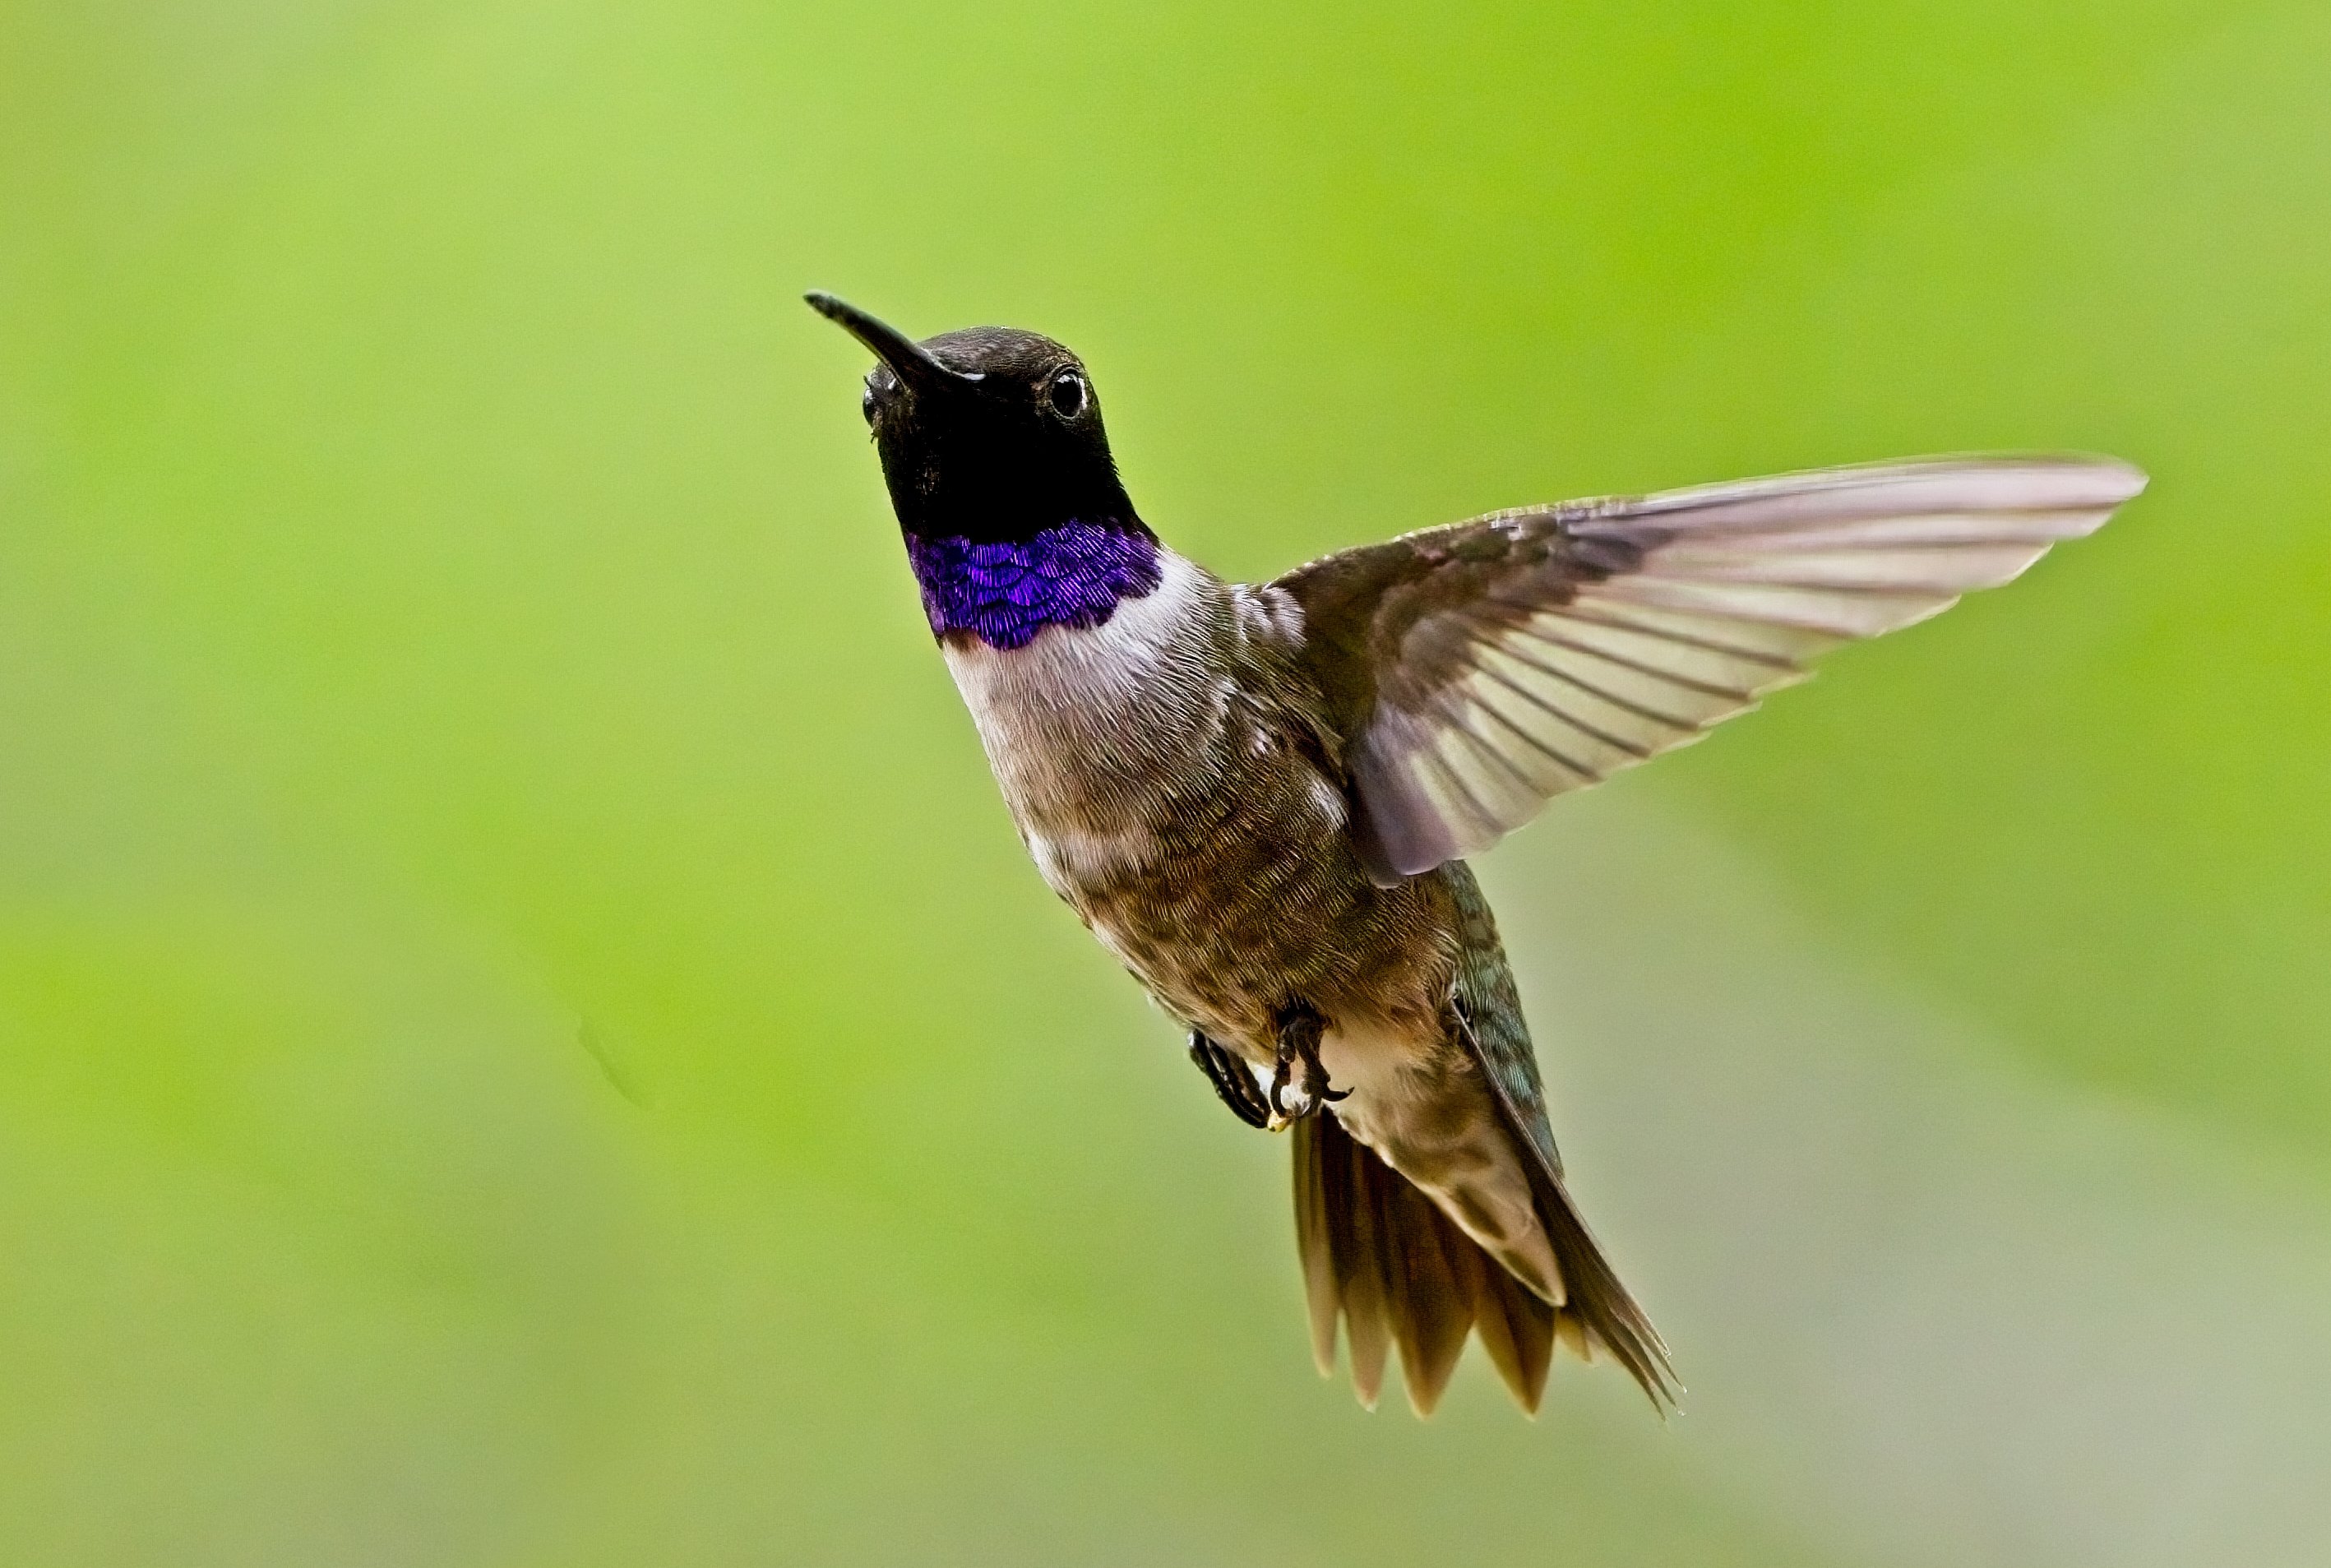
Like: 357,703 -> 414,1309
1612,449 -> 2150,523
2048,450 -> 2148,503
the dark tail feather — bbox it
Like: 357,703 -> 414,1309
1297,1112 -> 1566,1414
1293,1110 -> 1395,1404
1472,1254 -> 1556,1411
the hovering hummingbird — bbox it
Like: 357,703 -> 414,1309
807,291 -> 2144,1417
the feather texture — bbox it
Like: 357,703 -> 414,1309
1291,863 -> 1675,1414
1275,455 -> 2146,879
1297,1111 -> 1542,1414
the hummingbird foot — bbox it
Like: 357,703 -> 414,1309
1268,1004 -> 1350,1124
1189,1031 -> 1274,1130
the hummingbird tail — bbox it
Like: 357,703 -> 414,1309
1293,1110 -> 1563,1415
1289,862 -> 1675,1415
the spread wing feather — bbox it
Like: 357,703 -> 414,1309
1274,455 -> 2145,880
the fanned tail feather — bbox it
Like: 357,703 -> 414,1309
1289,861 -> 1677,1416
1297,1112 -> 1629,1415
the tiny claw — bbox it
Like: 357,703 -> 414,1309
1269,1004 -> 1346,1122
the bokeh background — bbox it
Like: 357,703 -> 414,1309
5,2 -> 2329,1562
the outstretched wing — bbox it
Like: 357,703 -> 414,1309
1275,455 -> 2145,881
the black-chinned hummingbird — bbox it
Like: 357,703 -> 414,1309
807,290 -> 2144,1416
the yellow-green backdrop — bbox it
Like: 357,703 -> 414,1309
4,2 -> 2327,1563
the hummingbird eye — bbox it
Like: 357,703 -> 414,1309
860,383 -> 878,424
1047,370 -> 1088,419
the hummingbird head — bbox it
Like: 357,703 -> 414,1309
806,293 -> 1140,545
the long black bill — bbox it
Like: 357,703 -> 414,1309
803,292 -> 979,394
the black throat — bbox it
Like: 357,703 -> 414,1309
861,323 -> 1144,547
876,397 -> 1142,544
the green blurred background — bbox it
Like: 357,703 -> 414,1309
4,1 -> 2329,1562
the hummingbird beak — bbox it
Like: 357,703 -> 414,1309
804,292 -> 982,396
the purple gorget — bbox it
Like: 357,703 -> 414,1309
904,520 -> 1163,651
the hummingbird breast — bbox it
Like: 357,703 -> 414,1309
937,549 -> 1459,1057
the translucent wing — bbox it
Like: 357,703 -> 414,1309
1275,455 -> 2146,881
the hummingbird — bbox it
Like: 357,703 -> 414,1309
807,291 -> 2144,1417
